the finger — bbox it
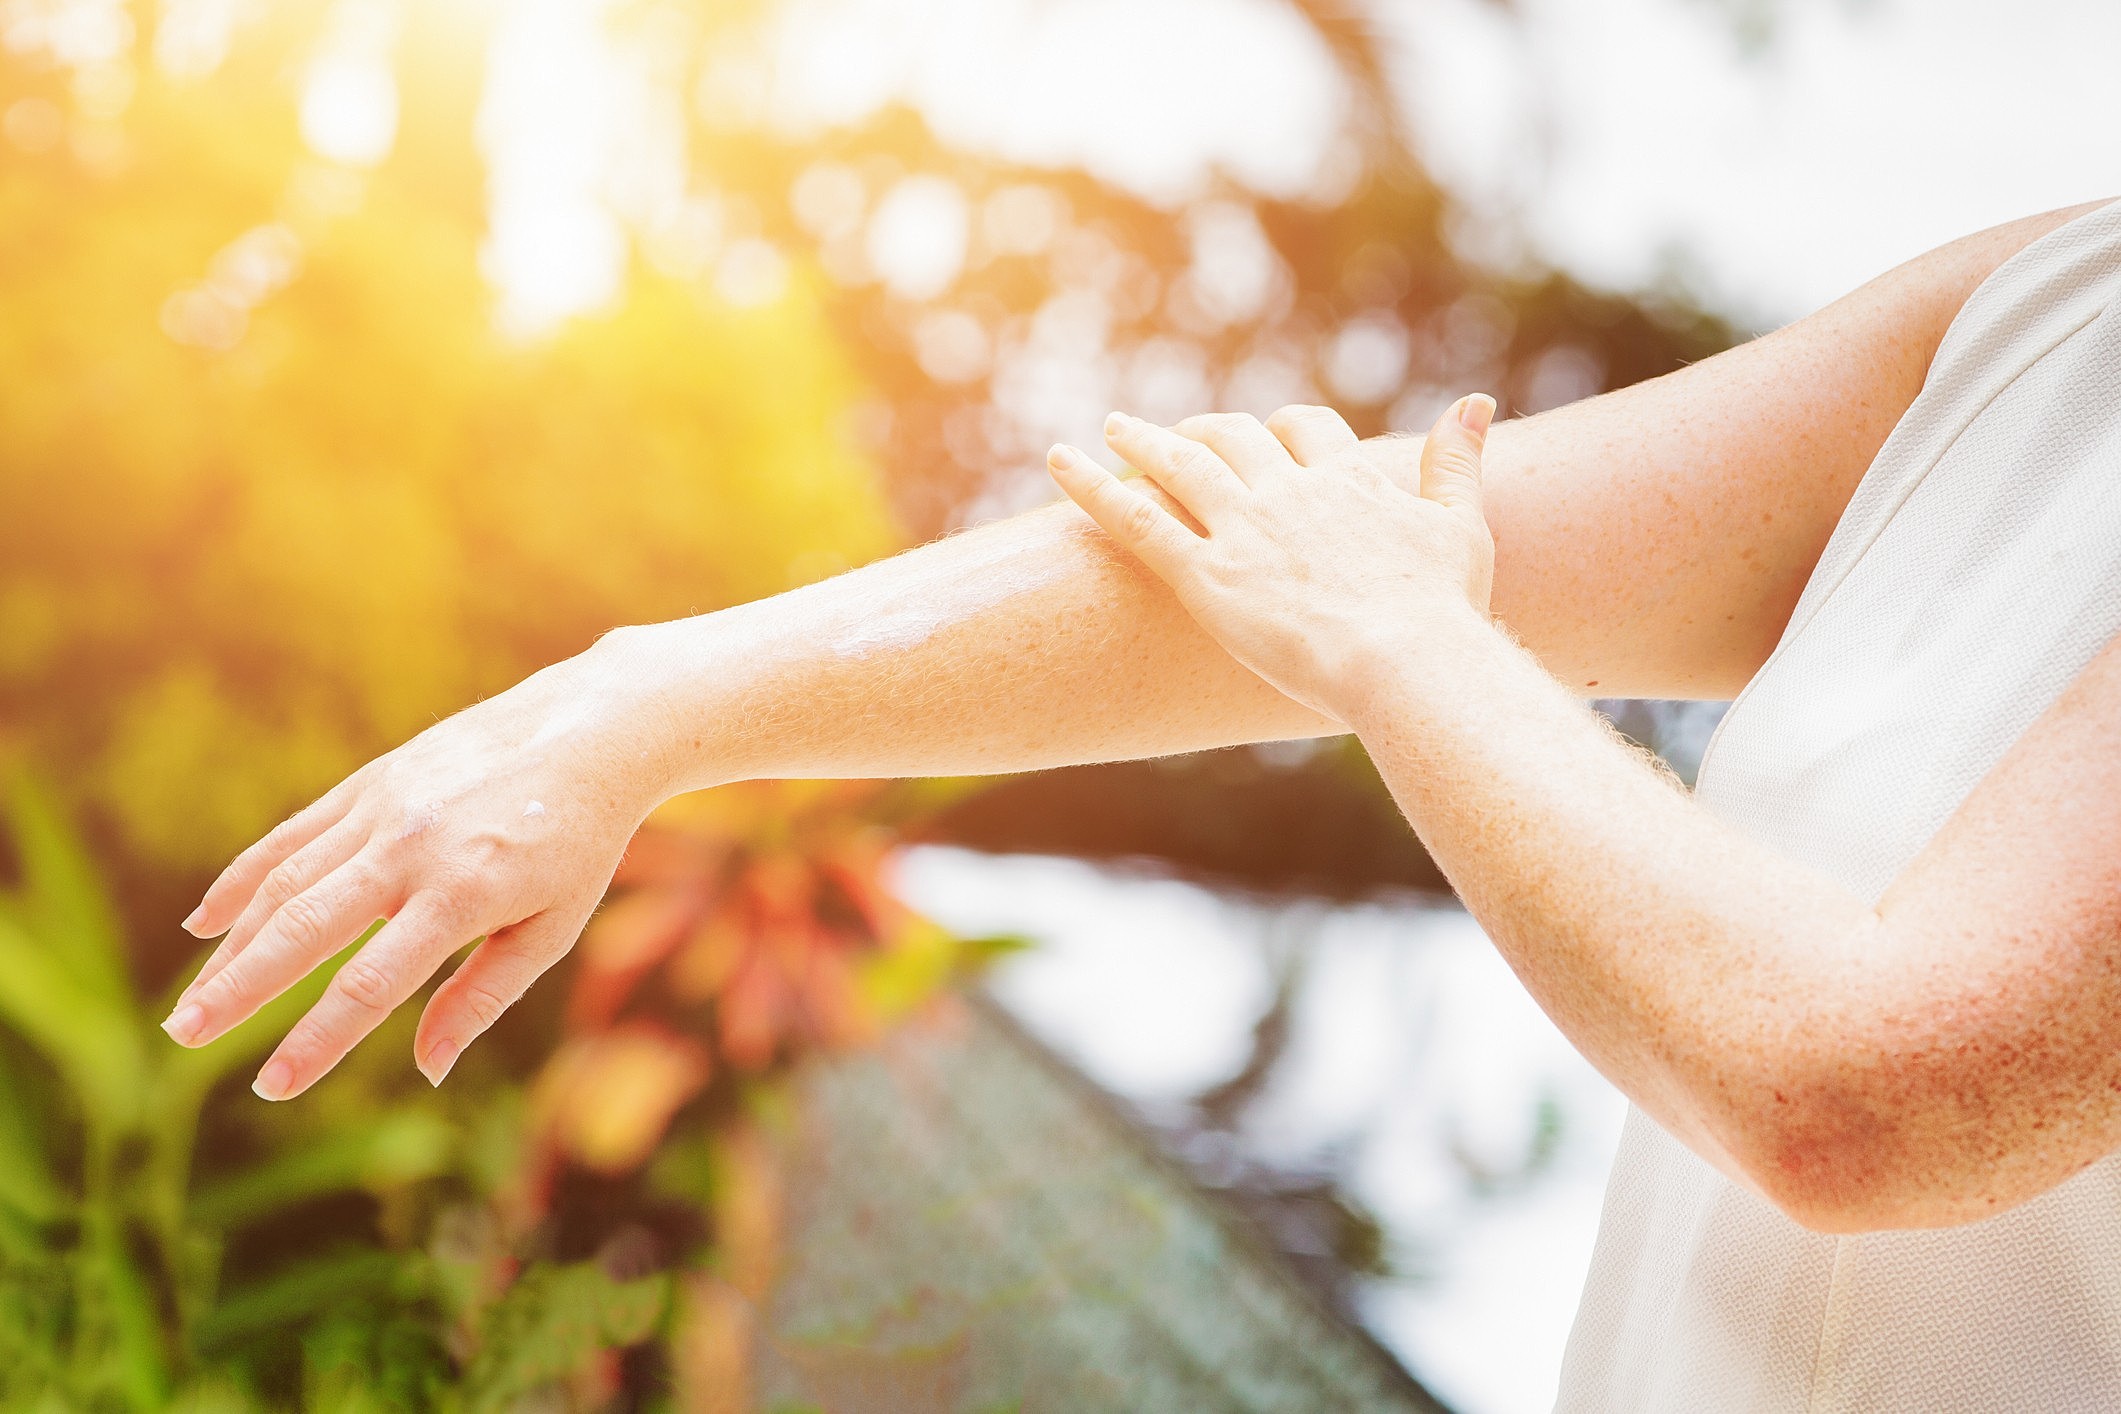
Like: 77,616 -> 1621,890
1263,403 -> 1360,466
185,776 -> 361,938
1169,411 -> 1295,483
1420,394 -> 1496,518
413,903 -> 594,1085
251,891 -> 473,1100
165,851 -> 397,1048
179,818 -> 368,1007
1101,412 -> 1245,520
1047,443 -> 1199,578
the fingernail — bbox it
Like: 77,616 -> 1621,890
419,1040 -> 459,1088
1047,443 -> 1079,470
1104,411 -> 1130,436
1458,394 -> 1496,437
252,1059 -> 295,1101
162,1003 -> 207,1046
181,904 -> 207,937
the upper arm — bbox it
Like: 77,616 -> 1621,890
1381,200 -> 2113,701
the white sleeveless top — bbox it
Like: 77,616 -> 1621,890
1556,198 -> 2121,1413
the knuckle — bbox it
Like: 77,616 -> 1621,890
273,891 -> 332,952
335,856 -> 379,899
260,858 -> 306,906
1267,403 -> 1331,428
334,957 -> 396,1013
458,827 -> 507,871
270,1033 -> 325,1078
424,871 -> 487,923
1332,449 -> 1383,481
455,979 -> 514,1032
1172,444 -> 1222,479
1120,497 -> 1165,541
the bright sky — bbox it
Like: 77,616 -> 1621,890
1393,0 -> 2121,327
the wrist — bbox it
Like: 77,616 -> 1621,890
578,618 -> 750,804
1321,604 -> 1499,732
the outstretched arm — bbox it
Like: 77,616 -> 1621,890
165,202 -> 2100,1101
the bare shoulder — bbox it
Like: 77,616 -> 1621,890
1467,197 -> 2119,701
1853,197 -> 2118,361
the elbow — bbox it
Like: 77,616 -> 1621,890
1746,1126 -> 1916,1235
1727,1086 -> 1990,1235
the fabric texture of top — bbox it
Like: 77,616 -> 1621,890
1555,197 -> 2121,1413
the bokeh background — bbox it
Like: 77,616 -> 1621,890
2,0 -> 2114,1409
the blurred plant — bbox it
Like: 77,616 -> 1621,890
0,2 -> 899,917
658,5 -> 1738,533
0,772 -> 989,1409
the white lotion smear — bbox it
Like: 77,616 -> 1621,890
822,532 -> 1070,659
397,800 -> 445,841
527,699 -> 595,750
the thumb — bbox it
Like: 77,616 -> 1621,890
1419,393 -> 1495,518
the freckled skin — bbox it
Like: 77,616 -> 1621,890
1053,352 -> 2121,1237
174,203 -> 2109,1144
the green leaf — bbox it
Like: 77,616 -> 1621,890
0,909 -> 144,1135
1,771 -> 132,1012
192,1250 -> 410,1353
161,1376 -> 262,1414
190,1108 -> 455,1228
301,1301 -> 452,1413
76,1203 -> 172,1408
462,1262 -> 673,1412
0,1049 -> 64,1226
957,932 -> 1036,967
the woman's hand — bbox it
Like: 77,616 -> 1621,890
166,629 -> 678,1099
1046,397 -> 1497,722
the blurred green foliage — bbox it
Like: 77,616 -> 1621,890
0,773 -> 684,1408
0,3 -> 897,880
0,772 -> 995,1409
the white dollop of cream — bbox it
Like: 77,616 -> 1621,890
522,800 -> 546,819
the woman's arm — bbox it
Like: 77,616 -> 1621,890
167,203 -> 2099,1102
1060,391 -> 2121,1234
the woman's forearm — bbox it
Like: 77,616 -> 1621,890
1339,609 -> 1879,1210
1340,604 -> 2121,1234
609,493 -> 1346,797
